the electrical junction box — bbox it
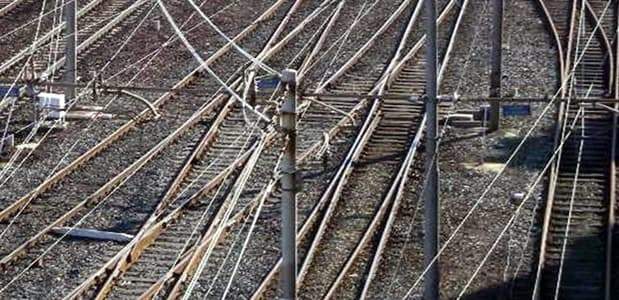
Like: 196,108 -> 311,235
38,92 -> 66,110
37,92 -> 66,122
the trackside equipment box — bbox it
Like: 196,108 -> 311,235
37,92 -> 66,121
38,92 -> 66,110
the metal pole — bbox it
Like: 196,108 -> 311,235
604,3 -> 619,299
423,0 -> 439,299
488,0 -> 503,131
245,70 -> 257,107
63,0 -> 76,100
26,81 -> 38,124
280,69 -> 297,300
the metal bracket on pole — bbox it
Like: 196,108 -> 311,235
280,68 -> 297,300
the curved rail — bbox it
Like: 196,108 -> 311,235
248,1 -> 463,298
532,1 -> 616,298
0,0 -> 291,278
62,1 -> 342,297
607,7 -> 618,299
534,0 -> 567,86
529,0 -> 572,296
0,0 -> 288,225
583,0 -> 614,90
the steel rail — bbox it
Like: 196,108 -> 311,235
262,0 -> 304,51
0,0 -> 112,75
565,0 -> 579,80
296,102 -> 381,287
65,1 -> 339,297
378,0 -> 462,89
292,0 -> 423,289
165,134 -> 270,300
248,0 -> 425,296
137,181 -> 272,300
605,2 -> 618,298
58,0 -> 296,296
0,90 -> 225,270
316,0 -> 414,93
63,126 -> 256,299
156,2 -> 347,295
358,115 -> 426,299
300,0 -> 463,296
297,0 -> 345,82
0,0 -> 293,274
320,1 -> 464,296
78,95 -> 237,300
357,1 -> 469,297
248,99 -> 368,300
139,97 -> 365,300
583,0 -> 614,89
379,0 -> 424,87
534,0 -> 567,88
137,91 -> 364,298
533,1 -> 616,298
0,0 -> 288,225
531,0 -> 574,297
140,138 -> 272,300
40,0 -> 150,80
316,0 -> 428,296
0,0 -> 24,17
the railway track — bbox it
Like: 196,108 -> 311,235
176,2 -> 392,294
0,0 -> 289,221
0,0 -> 138,77
297,70 -> 425,300
0,0 -> 275,207
0,0 -> 150,157
105,106 -> 267,299
0,72 -> 224,297
0,0 -> 303,295
0,0 -> 57,37
523,1 -> 618,299
60,1 -> 354,298
3,0 -> 608,298
72,1 -> 412,298
244,1 -> 463,299
292,1 -> 463,299
0,0 -> 58,17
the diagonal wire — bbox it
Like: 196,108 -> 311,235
156,0 -> 272,123
454,106 -> 585,299
400,0 -> 614,297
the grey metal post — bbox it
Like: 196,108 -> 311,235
63,0 -> 77,100
423,0 -> 439,299
26,82 -> 38,124
249,80 -> 257,106
489,0 -> 503,131
280,69 -> 297,300
247,71 -> 257,107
